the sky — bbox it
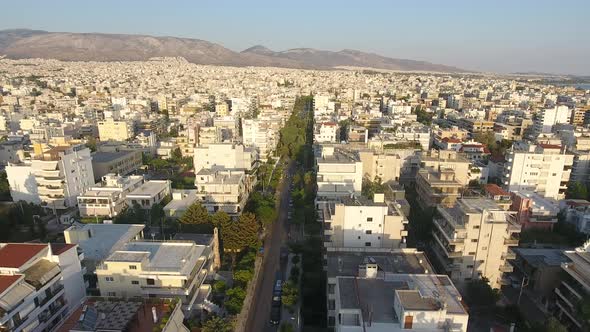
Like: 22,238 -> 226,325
1,0 -> 589,75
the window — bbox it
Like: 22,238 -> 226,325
328,316 -> 336,326
378,236 -> 381,240
365,242 -> 371,247
146,278 -> 155,285
404,315 -> 413,329
328,300 -> 335,310
357,236 -> 361,240
473,225 -> 480,229
471,239 -> 478,243
464,277 -> 472,281
129,265 -> 137,270
328,284 -> 335,294
482,246 -> 487,251
367,217 -> 373,222
365,230 -> 372,235
105,277 -> 114,282
107,292 -> 116,297
468,252 -> 476,255
466,265 -> 474,268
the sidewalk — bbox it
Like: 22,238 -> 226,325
281,253 -> 302,331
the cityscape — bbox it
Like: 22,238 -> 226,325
0,2 -> 590,332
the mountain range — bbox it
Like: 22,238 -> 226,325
0,29 -> 465,72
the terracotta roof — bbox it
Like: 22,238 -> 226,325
485,184 -> 510,196
50,243 -> 77,256
0,244 -> 47,269
539,143 -> 561,149
0,274 -> 22,295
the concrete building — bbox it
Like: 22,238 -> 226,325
554,241 -> 590,330
420,149 -> 471,186
0,140 -> 24,166
194,169 -> 248,215
325,250 -> 468,331
316,146 -> 363,199
6,145 -> 94,210
91,150 -> 142,181
95,240 -> 215,311
0,243 -> 86,332
431,198 -> 521,289
125,180 -> 171,209
503,143 -> 573,200
314,122 -> 340,143
415,167 -> 463,209
510,191 -> 559,230
193,143 -> 255,174
358,149 -> 403,183
97,119 -> 135,141
77,174 -> 145,218
562,199 -> 590,235
320,194 -> 408,250
241,117 -> 281,160
534,105 -> 571,134
163,189 -> 199,219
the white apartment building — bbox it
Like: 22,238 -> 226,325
97,119 -> 135,141
241,117 -> 281,160
357,149 -> 404,183
314,122 -> 339,143
320,194 -> 407,249
125,180 -> 171,209
316,146 -> 363,199
325,250 -> 468,332
431,198 -> 521,289
77,174 -> 145,218
0,243 -> 86,332
554,241 -> 590,330
193,143 -> 255,174
534,105 -> 571,134
6,145 -> 94,210
195,169 -> 248,215
95,240 -> 214,311
503,142 -> 573,200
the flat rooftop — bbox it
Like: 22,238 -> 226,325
326,250 -> 433,278
127,181 -> 169,197
317,148 -> 360,164
92,151 -> 136,163
163,190 -> 198,211
65,223 -> 145,262
337,274 -> 467,324
513,248 -> 570,268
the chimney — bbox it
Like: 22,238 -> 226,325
374,193 -> 385,203
365,263 -> 378,279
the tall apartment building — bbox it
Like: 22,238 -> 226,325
195,169 -> 249,215
193,143 -> 255,174
326,250 -> 468,331
416,167 -> 463,209
431,198 -> 521,289
0,243 -> 86,332
554,241 -> 590,330
503,142 -> 573,200
314,122 -> 340,143
357,149 -> 403,183
97,119 -> 135,141
316,145 -> 363,199
95,240 -> 214,311
320,194 -> 408,250
534,105 -> 571,134
241,117 -> 281,160
6,145 -> 94,210
77,174 -> 145,218
570,135 -> 590,186
420,149 -> 471,186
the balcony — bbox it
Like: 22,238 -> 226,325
433,218 -> 464,244
34,169 -> 61,178
504,237 -> 519,246
499,264 -> 513,273
502,250 -> 516,260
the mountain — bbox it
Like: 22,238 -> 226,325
0,29 -> 465,72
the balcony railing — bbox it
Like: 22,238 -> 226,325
504,237 -> 519,246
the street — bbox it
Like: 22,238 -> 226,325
244,161 -> 295,332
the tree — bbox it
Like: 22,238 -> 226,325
233,269 -> 254,288
282,281 -> 299,308
280,322 -> 295,332
178,202 -> 213,233
465,278 -> 500,307
212,280 -> 227,294
211,211 -> 230,227
544,317 -> 567,332
566,181 -> 589,200
150,204 -> 165,235
201,316 -> 232,332
414,106 -> 433,125
85,136 -> 97,152
224,287 -> 246,314
220,212 -> 259,267
0,171 -> 11,201
170,147 -> 182,162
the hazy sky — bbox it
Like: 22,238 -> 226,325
1,0 -> 589,75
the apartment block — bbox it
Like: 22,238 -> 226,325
357,150 -> 403,182
510,191 -> 559,231
194,169 -> 248,215
320,194 -> 408,250
97,119 -> 135,141
325,250 -> 468,331
95,240 -> 214,311
420,149 -> 471,185
77,174 -> 145,218
314,122 -> 340,143
241,116 -> 281,160
91,150 -> 142,181
0,243 -> 85,332
125,180 -> 171,209
503,142 -> 573,200
316,145 -> 363,199
562,199 -> 590,235
193,143 -> 255,173
416,167 -> 463,209
534,105 -> 571,134
431,198 -> 521,289
554,241 -> 590,331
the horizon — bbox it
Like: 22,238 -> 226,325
1,0 -> 589,75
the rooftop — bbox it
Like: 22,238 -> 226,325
127,180 -> 170,197
513,248 -> 570,268
326,250 -> 432,278
92,151 -> 137,163
0,243 -> 47,269
65,223 -> 145,262
0,274 -> 22,295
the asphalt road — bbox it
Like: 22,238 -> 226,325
244,161 -> 294,332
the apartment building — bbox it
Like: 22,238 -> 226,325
91,150 -> 142,181
163,189 -> 199,219
431,198 -> 521,289
194,169 -> 248,215
357,149 -> 403,183
534,105 -> 571,134
554,241 -> 590,331
348,126 -> 368,143
97,119 -> 135,141
125,180 -> 171,209
493,119 -> 533,141
193,143 -> 255,173
320,194 -> 408,250
416,167 -> 463,209
458,118 -> 495,134
197,126 -> 221,146
420,149 -> 471,185
95,240 -> 214,311
0,140 -> 24,166
503,142 -> 573,200
241,117 -> 281,160
77,174 -> 145,218
325,250 -> 468,331
316,145 -> 363,199
6,145 -> 94,210
562,199 -> 590,235
0,243 -> 85,332
510,191 -> 559,230
314,122 -> 340,143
